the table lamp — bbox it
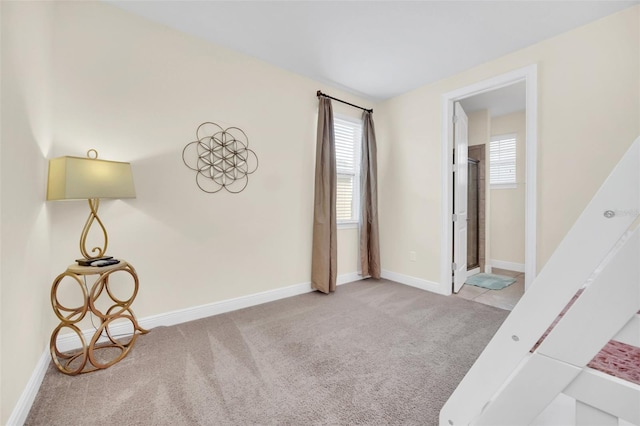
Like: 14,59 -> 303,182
46,149 -> 136,259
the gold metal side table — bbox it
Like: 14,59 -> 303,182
49,260 -> 148,375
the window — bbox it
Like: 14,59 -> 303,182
334,115 -> 362,225
490,134 -> 517,188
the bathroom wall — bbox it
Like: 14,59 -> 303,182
490,111 -> 526,269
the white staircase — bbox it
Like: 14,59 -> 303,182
440,137 -> 640,426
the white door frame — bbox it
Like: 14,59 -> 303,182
440,64 -> 538,294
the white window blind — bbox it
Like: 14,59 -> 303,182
334,116 -> 362,223
490,134 -> 517,187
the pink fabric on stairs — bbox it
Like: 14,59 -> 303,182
531,289 -> 640,385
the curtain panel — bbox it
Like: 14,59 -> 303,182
360,111 -> 381,279
311,98 -> 337,294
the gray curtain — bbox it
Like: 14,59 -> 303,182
311,98 -> 337,294
360,111 -> 381,278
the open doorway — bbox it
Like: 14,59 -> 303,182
456,82 -> 526,310
440,65 -> 538,308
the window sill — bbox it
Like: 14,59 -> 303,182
338,221 -> 358,230
491,183 -> 517,190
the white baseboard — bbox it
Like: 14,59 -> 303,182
50,269 -> 437,352
138,281 -> 314,331
138,272 -> 359,331
337,271 -> 363,285
6,350 -> 50,426
381,270 -> 446,295
491,259 -> 525,273
55,272 -> 363,352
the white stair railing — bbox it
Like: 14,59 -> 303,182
440,136 -> 640,426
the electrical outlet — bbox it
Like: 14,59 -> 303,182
409,251 -> 417,262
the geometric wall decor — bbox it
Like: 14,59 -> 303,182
182,122 -> 258,194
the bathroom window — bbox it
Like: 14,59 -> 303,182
490,134 -> 516,189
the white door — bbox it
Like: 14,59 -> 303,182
452,102 -> 469,293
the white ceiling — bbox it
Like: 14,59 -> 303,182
460,81 -> 526,118
106,1 -> 638,101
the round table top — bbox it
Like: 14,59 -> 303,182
66,259 -> 129,275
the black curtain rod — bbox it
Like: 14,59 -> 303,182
317,90 -> 373,113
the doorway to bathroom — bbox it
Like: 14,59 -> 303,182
441,65 -> 538,301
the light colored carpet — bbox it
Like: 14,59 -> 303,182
26,279 -> 508,425
465,273 -> 516,290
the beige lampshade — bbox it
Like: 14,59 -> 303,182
47,156 -> 136,200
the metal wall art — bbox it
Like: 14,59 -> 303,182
182,122 -> 258,194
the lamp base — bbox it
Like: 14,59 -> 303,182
80,198 -> 109,259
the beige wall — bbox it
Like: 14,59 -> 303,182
49,1 -> 370,313
2,2 -> 639,422
468,110 -> 490,148
490,111 -> 526,267
1,2 -> 54,422
1,1 -> 370,422
377,6 -> 639,290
